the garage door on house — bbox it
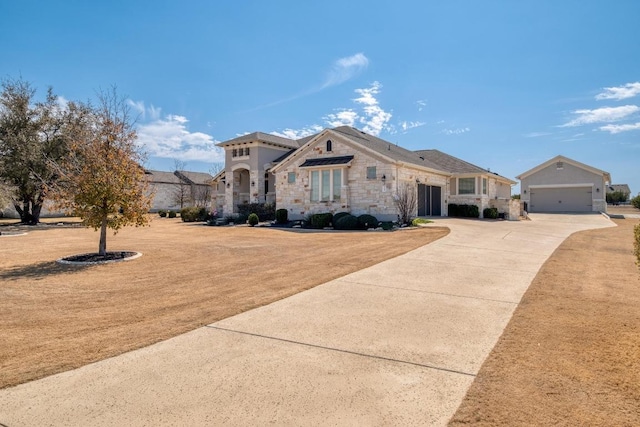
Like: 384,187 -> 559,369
529,186 -> 592,212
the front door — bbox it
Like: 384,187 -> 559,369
417,184 -> 442,216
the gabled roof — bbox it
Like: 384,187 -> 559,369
414,149 -> 515,183
607,184 -> 631,194
145,170 -> 182,184
516,155 -> 611,182
175,171 -> 214,185
300,155 -> 354,167
216,132 -> 300,149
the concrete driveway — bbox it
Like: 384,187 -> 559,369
0,214 -> 614,426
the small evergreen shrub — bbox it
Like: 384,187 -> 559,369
634,224 -> 640,267
181,206 -> 208,222
235,213 -> 248,225
158,210 -> 167,217
237,203 -> 275,221
632,195 -> 640,210
248,213 -> 259,226
380,221 -> 395,230
275,208 -> 288,224
168,210 -> 177,218
357,214 -> 379,229
448,203 -> 479,218
333,212 -> 350,223
334,214 -> 359,230
483,207 -> 499,219
310,212 -> 333,229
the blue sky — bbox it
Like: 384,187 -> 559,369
2,1 -> 639,194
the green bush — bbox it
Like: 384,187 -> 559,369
310,212 -> 333,229
275,208 -> 288,224
631,195 -> 640,210
235,213 -> 248,225
606,190 -> 629,205
483,207 -> 499,219
411,218 -> 433,226
357,214 -> 379,229
380,221 -> 395,230
333,212 -> 350,223
248,213 -> 259,226
168,210 -> 177,218
180,206 -> 208,222
334,214 -> 359,230
448,203 -> 480,218
237,203 -> 275,221
158,210 -> 167,217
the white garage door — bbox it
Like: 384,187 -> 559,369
529,187 -> 592,212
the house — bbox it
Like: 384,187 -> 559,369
516,155 -> 610,213
214,126 -> 517,220
145,170 -> 214,212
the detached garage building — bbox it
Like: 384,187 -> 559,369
517,155 -> 610,213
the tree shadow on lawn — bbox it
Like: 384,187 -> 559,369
0,260 -> 92,281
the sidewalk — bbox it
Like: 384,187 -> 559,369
0,214 -> 614,426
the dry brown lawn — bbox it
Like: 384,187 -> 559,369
450,217 -> 640,426
0,217 -> 448,389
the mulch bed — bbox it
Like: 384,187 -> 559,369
59,251 -> 139,263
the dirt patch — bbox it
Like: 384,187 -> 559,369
0,218 -> 448,389
450,218 -> 640,426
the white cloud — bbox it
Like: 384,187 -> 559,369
271,125 -> 323,140
599,122 -> 640,134
324,109 -> 358,127
322,53 -> 369,89
523,131 -> 551,138
400,121 -> 426,132
560,105 -> 639,127
441,127 -> 470,135
353,81 -> 393,136
595,82 -> 640,100
416,99 -> 427,111
127,99 -> 162,121
136,115 -> 223,162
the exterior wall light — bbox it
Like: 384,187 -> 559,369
381,174 -> 386,182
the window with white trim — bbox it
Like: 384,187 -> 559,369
310,168 -> 342,202
287,172 -> 296,183
482,178 -> 487,195
458,177 -> 475,194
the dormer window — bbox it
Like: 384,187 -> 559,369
326,140 -> 332,152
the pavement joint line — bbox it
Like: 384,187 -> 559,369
390,257 -> 541,274
337,279 -> 521,305
205,325 -> 477,378
435,242 -> 553,257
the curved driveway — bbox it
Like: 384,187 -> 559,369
0,214 -> 614,426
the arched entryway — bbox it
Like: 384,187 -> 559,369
232,168 -> 250,210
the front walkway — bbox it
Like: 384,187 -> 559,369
0,214 -> 614,426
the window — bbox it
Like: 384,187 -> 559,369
482,178 -> 487,195
287,172 -> 296,183
366,166 -> 376,180
232,147 -> 250,158
556,162 -> 563,170
238,148 -> 244,157
458,177 -> 475,194
232,149 -> 237,157
245,147 -> 250,156
326,140 -> 332,152
310,168 -> 342,202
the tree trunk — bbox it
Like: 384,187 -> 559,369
99,216 -> 107,256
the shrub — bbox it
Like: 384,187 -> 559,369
334,214 -> 359,230
180,206 -> 208,222
310,212 -> 333,229
333,212 -> 350,223
275,208 -> 288,224
357,214 -> 379,229
168,210 -> 177,218
235,213 -> 248,225
631,195 -> 640,210
483,207 -> 499,219
411,218 -> 433,226
248,213 -> 259,226
380,221 -> 395,230
158,210 -> 167,217
634,224 -> 640,267
448,203 -> 479,218
237,203 -> 275,221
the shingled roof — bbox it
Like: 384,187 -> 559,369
217,132 -> 300,149
145,170 -> 182,184
175,171 -> 214,185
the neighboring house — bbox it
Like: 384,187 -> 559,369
214,126 -> 516,220
146,169 -> 214,212
606,184 -> 631,199
517,155 -> 611,213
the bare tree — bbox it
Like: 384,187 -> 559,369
208,162 -> 224,177
192,184 -> 211,208
393,182 -> 417,225
172,159 -> 191,208
49,87 -> 151,256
